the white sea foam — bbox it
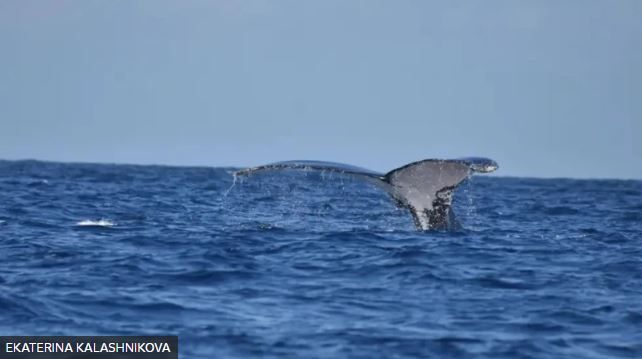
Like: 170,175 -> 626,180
76,219 -> 115,227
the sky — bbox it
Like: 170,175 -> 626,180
0,1 -> 640,179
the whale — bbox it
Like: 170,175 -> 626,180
235,157 -> 498,231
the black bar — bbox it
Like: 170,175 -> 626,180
0,337 -> 178,359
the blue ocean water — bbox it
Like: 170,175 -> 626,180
1,160 -> 641,358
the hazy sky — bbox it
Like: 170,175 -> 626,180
1,1 -> 640,178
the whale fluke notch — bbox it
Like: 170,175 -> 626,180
235,157 -> 498,231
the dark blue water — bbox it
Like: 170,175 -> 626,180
1,160 -> 641,358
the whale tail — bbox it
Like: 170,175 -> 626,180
235,157 -> 498,231
382,158 -> 497,230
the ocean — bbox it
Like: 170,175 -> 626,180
0,160 -> 641,358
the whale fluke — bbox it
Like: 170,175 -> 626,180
235,157 -> 498,230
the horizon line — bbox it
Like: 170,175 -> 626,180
1,157 -> 640,182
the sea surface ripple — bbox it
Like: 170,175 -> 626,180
0,160 -> 641,358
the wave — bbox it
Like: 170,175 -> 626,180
75,219 -> 115,228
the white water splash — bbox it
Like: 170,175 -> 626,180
76,219 -> 115,227
224,172 -> 240,197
